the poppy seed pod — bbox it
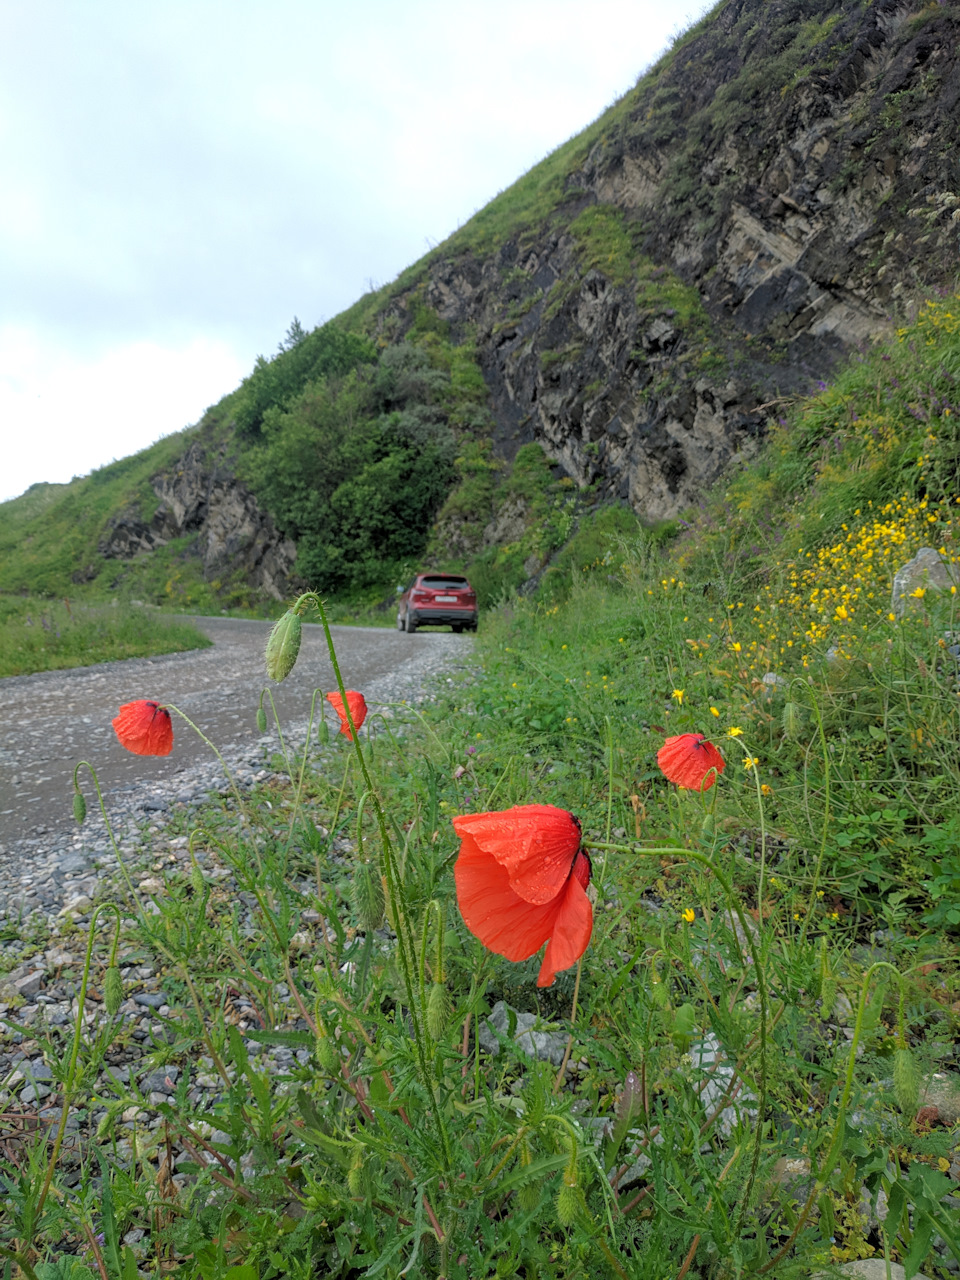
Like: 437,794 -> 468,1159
104,967 -> 123,1017
265,609 -> 302,682
73,790 -> 87,825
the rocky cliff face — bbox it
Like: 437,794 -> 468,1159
99,441 -> 297,599
377,0 -> 960,525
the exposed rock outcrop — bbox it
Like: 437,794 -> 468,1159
375,0 -> 960,525
99,443 -> 296,600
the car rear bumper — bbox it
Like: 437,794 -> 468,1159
409,609 -> 477,626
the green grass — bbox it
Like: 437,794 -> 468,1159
0,433 -> 201,598
0,596 -> 213,677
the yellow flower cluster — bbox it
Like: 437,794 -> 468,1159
742,497 -> 959,666
898,294 -> 960,344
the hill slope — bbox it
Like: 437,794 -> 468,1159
3,0 -> 959,608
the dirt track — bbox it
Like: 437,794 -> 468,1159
0,617 -> 469,851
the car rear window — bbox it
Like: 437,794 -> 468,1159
421,576 -> 469,590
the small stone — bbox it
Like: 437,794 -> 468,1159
921,1072 -> 960,1126
58,895 -> 92,918
830,1261 -> 937,1280
134,992 -> 168,1010
891,546 -> 958,616
138,877 -> 164,894
141,1066 -> 178,1093
20,1083 -> 52,1103
11,972 -> 44,999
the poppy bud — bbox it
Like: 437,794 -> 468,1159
782,701 -> 802,740
893,1046 -> 920,1116
317,718 -> 330,745
355,863 -> 385,932
347,1150 -> 365,1197
610,1070 -> 641,1153
315,1029 -> 340,1074
73,790 -> 87,825
820,978 -> 838,1020
265,609 -> 302,682
671,1002 -> 697,1047
701,812 -> 715,841
556,1181 -> 582,1228
426,982 -> 452,1039
649,966 -> 670,1010
256,706 -> 267,733
104,966 -> 123,1016
190,864 -> 205,895
517,1139 -> 538,1211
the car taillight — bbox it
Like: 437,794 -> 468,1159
412,591 -> 430,602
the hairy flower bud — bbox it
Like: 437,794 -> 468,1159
256,706 -> 268,733
355,863 -> 385,932
893,1046 -> 920,1116
820,979 -> 838,1021
72,790 -> 87,825
265,609 -> 302,682
556,1181 -> 582,1228
317,718 -> 330,745
104,966 -> 123,1016
426,982 -> 452,1040
347,1150 -> 365,1197
190,864 -> 205,895
315,1030 -> 340,1074
782,701 -> 802,741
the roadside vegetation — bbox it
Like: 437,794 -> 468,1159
0,598 -> 212,679
2,295 -> 960,1277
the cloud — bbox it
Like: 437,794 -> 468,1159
0,328 -> 245,501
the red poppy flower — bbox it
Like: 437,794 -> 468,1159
326,690 -> 368,741
453,804 -> 592,988
657,733 -> 725,791
112,700 -> 174,756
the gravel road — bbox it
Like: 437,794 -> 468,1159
0,617 -> 473,920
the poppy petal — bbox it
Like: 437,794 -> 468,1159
326,690 -> 368,741
657,733 -> 725,792
536,872 -> 593,988
452,804 -> 581,904
454,835 -> 565,961
112,701 -> 174,756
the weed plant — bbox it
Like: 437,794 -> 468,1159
0,599 -> 212,678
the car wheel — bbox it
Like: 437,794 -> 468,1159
396,612 -> 404,631
406,613 -> 418,634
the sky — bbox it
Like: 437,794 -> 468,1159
0,0 -> 708,502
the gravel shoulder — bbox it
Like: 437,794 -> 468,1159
0,617 -> 473,923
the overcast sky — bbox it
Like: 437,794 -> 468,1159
0,0 -> 708,502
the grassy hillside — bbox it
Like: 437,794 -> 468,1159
0,431 -> 198,598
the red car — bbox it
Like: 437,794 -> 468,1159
397,573 -> 478,633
